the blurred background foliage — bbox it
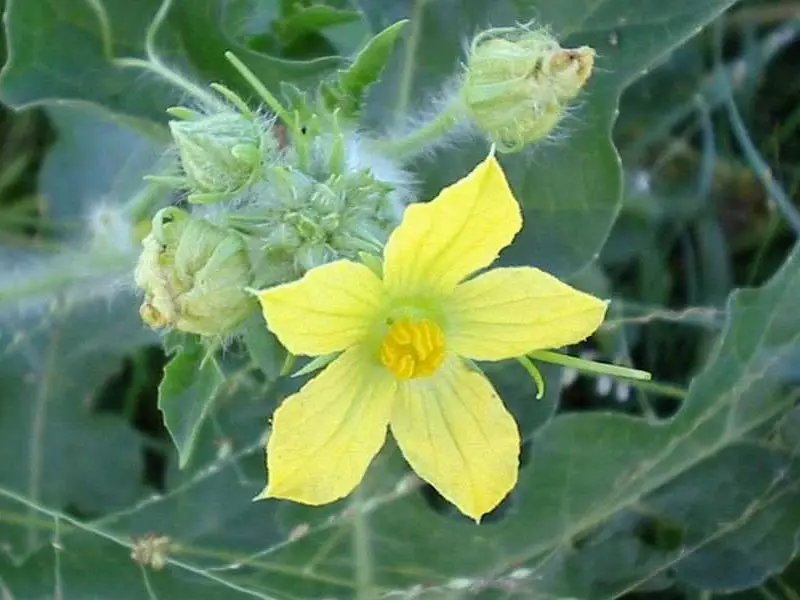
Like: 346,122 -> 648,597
0,0 -> 799,599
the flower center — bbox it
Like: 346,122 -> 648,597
379,317 -> 446,380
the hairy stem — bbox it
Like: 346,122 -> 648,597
376,101 -> 461,158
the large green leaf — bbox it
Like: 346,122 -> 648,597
0,297 -> 155,560
653,443 -> 800,593
0,0 -> 345,124
358,0 -> 736,276
0,0 -> 174,124
38,105 -> 165,222
0,104 -> 163,563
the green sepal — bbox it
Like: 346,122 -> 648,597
143,174 -> 186,188
358,252 -> 383,278
166,106 -> 203,121
517,355 -> 546,399
187,191 -> 229,205
292,352 -> 340,378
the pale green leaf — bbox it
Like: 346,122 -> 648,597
158,335 -> 224,468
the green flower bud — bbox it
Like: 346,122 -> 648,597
168,100 -> 278,204
229,166 -> 401,285
134,207 -> 255,336
462,25 -> 596,151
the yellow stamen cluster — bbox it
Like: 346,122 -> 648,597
380,318 -> 446,380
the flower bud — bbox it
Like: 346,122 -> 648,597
461,25 -> 596,151
231,165 -> 401,286
169,107 -> 278,204
134,207 -> 255,336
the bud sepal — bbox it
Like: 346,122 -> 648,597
167,85 -> 280,204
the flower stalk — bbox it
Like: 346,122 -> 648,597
374,102 -> 462,158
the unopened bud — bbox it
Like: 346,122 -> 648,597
462,25 -> 596,151
231,165 -> 401,285
134,207 -> 255,336
169,104 -> 278,203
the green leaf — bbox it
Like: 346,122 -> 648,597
242,314 -> 286,381
322,19 -> 408,118
0,105 -> 169,312
0,526 -> 274,599
38,105 -> 165,222
652,443 -> 800,593
359,0 -> 736,275
170,0 -> 345,105
0,297 -> 154,559
0,0 -> 177,124
273,5 -> 361,46
158,335 -> 224,468
0,0 -> 345,124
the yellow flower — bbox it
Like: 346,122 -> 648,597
255,151 -> 607,521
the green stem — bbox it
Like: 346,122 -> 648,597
0,505 -> 356,589
27,323 -> 60,553
224,52 -> 296,134
115,57 -> 217,107
774,577 -> 800,600
375,102 -> 461,158
352,484 -> 374,600
395,0 -> 429,119
122,349 -> 150,421
0,486 -> 299,598
529,350 -> 652,382
0,254 -> 131,305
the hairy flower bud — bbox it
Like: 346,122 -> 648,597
461,25 -> 596,151
134,207 -> 255,336
230,165 -> 401,285
168,103 -> 278,204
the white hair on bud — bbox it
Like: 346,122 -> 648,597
341,129 -> 417,217
380,74 -> 478,162
86,201 -> 141,255
0,200 -> 142,318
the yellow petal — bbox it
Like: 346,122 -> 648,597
383,153 -> 521,296
257,260 -> 383,356
257,346 -> 397,505
390,356 -> 519,522
448,266 -> 608,360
